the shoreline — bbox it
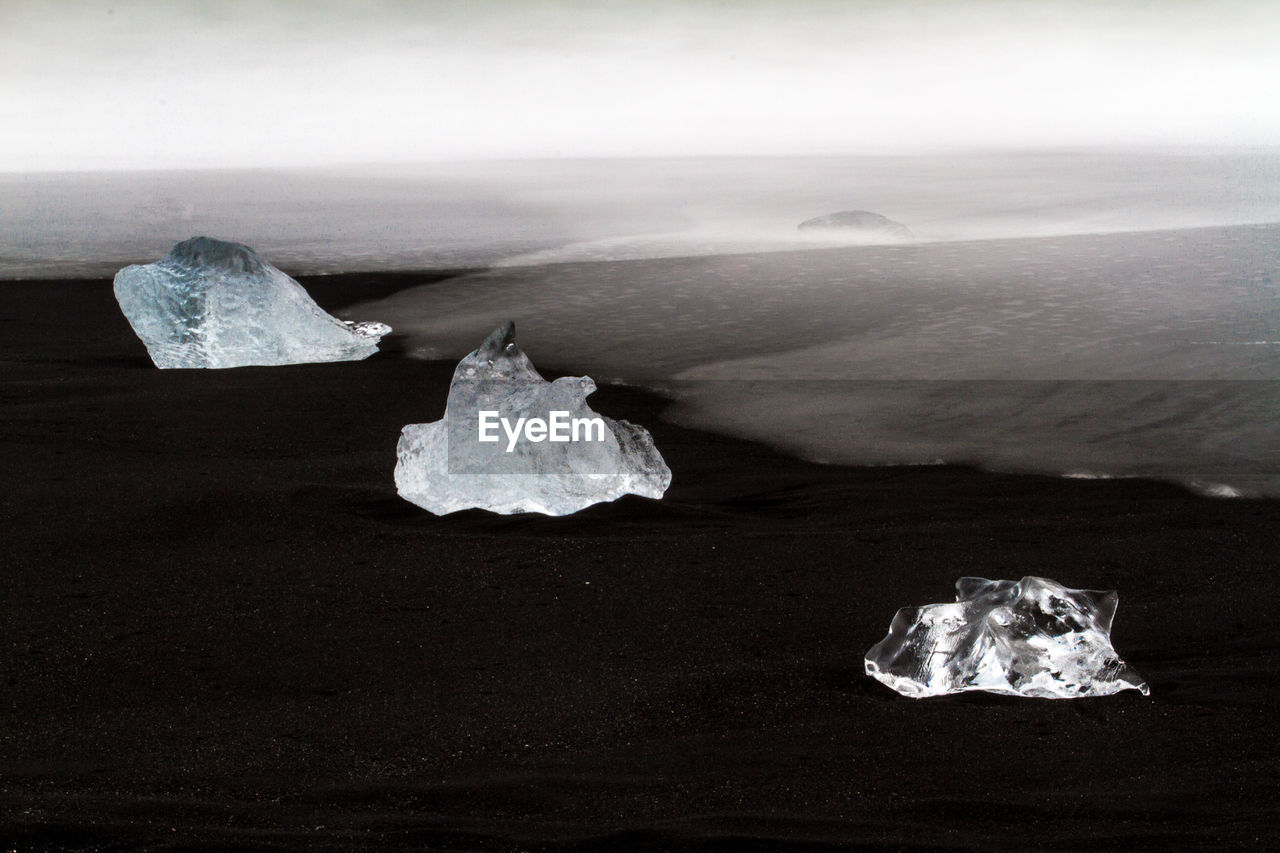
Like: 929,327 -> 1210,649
3,272 -> 1275,505
9,217 -> 1279,284
22,273 -> 1272,503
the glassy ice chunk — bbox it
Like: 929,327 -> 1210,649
113,236 -> 390,368
395,321 -> 672,515
865,576 -> 1148,699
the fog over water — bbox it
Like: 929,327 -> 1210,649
4,2 -> 1279,495
4,149 -> 1279,495
3,151 -> 1278,278
330,157 -> 1280,496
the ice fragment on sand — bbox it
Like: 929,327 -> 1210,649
865,576 -> 1148,699
113,236 -> 390,368
395,321 -> 671,515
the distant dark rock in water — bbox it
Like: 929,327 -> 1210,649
798,211 -> 913,241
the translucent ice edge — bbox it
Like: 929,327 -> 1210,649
864,575 -> 1150,700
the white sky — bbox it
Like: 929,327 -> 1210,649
2,0 -> 1278,171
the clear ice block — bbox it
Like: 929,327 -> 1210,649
395,321 -> 671,515
865,576 -> 1149,699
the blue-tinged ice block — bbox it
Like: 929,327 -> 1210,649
114,237 -> 390,368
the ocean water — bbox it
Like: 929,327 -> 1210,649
354,223 -> 1280,497
4,151 -> 1278,495
4,150 -> 1278,278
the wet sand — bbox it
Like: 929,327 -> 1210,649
1,274 -> 1276,850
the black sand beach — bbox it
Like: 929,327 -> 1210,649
2,275 -> 1277,850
